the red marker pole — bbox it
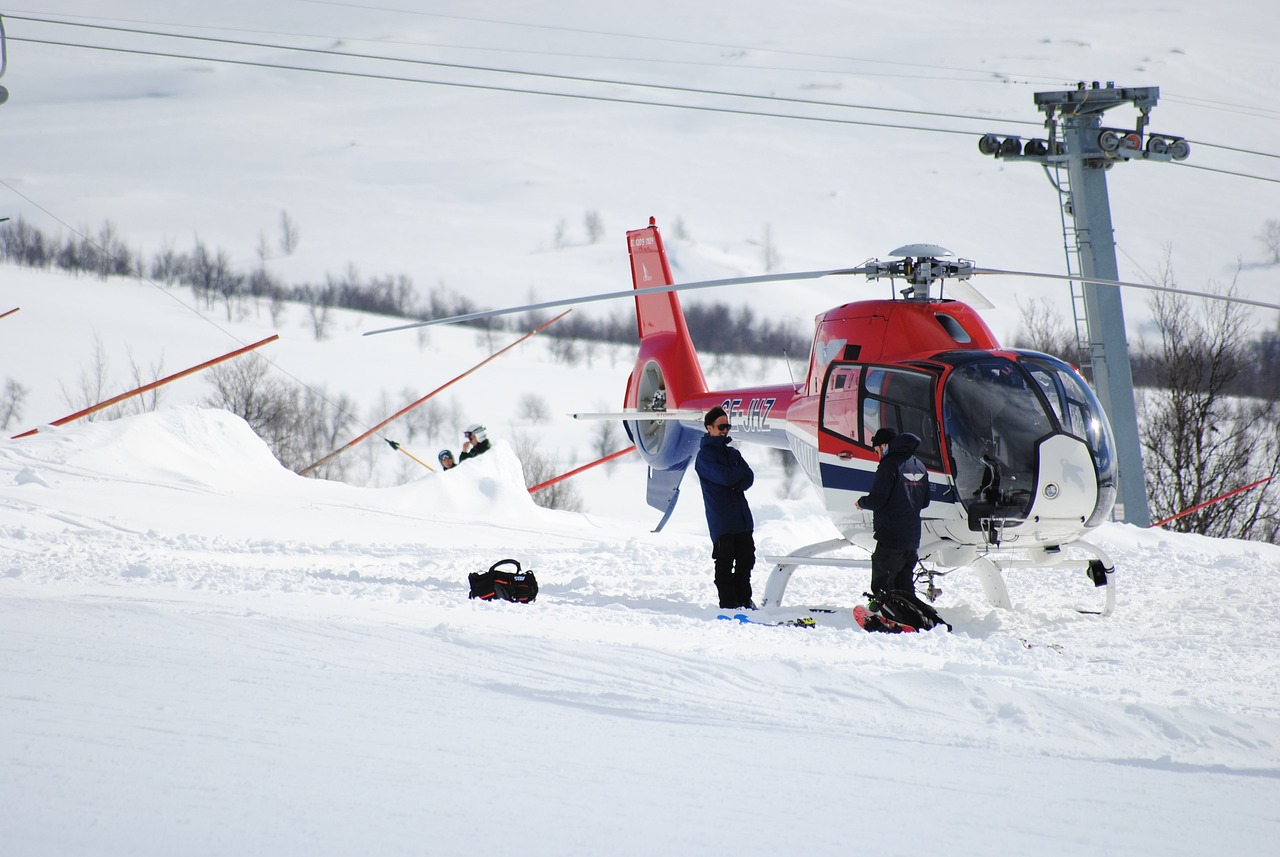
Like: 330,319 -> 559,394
528,446 -> 636,494
11,334 -> 280,439
1147,476 -> 1273,529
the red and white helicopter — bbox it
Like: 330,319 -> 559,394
368,218 -> 1276,615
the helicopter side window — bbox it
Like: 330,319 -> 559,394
820,363 -> 861,442
861,367 -> 941,468
934,313 -> 972,344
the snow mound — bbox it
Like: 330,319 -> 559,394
0,407 -> 548,543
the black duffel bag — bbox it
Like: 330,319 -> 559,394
468,559 -> 538,603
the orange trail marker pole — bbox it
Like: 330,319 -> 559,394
385,439 -> 435,472
528,446 -> 637,494
298,310 -> 571,476
11,334 -> 280,439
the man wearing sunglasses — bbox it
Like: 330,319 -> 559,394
695,406 -> 757,610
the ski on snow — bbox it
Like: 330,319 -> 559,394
716,613 -> 817,628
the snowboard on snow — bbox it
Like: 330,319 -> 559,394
852,604 -> 917,634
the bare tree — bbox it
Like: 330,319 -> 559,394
517,393 -> 550,423
760,223 -> 780,273
279,210 -> 299,256
1014,296 -> 1079,364
293,388 -> 358,480
203,355 -> 301,464
1258,219 -> 1280,265
592,418 -> 621,464
304,283 -> 336,341
584,210 -> 605,244
59,334 -> 112,418
116,348 -> 166,416
1,216 -> 51,267
1,378 -> 28,430
149,241 -> 186,286
512,433 -> 583,512
1138,273 -> 1280,541
256,231 -> 271,267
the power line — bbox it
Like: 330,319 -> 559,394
1173,162 -> 1280,185
295,0 -> 1062,84
5,15 -> 1042,130
6,36 -> 1013,139
1,8 -> 1022,83
9,18 -> 1280,183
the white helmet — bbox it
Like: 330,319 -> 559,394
464,424 -> 488,443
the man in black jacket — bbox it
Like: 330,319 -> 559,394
459,424 -> 491,461
856,427 -> 931,597
695,406 -> 756,609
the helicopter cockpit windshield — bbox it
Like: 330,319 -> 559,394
1017,352 -> 1117,526
941,354 -> 1117,528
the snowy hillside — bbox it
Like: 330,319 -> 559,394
3,0 -> 1278,343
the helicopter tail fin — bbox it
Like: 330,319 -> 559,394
625,220 -> 708,525
626,219 -> 709,400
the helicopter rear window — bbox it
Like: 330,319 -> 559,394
821,364 -> 861,441
934,313 -> 972,343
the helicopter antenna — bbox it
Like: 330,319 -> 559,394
782,349 -> 800,393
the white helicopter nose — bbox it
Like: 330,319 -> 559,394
1027,434 -> 1099,536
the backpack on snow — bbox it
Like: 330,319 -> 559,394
468,559 -> 539,603
874,588 -> 951,632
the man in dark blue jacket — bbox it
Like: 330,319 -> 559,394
856,427 -> 931,597
695,406 -> 756,609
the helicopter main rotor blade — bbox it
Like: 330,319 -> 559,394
973,268 -> 1280,312
362,266 -> 870,336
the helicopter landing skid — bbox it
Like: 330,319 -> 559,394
979,538 -> 1116,616
758,538 -> 1114,616
758,537 -> 867,608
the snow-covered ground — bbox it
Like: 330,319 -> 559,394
3,1 -> 1280,854
3,406 -> 1279,856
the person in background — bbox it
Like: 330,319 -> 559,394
855,427 -> 931,602
459,424 -> 491,461
694,406 -> 756,610
437,449 -> 456,470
